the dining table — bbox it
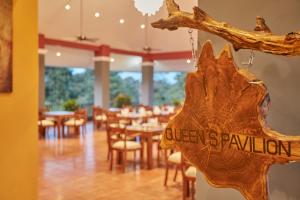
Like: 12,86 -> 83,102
44,111 -> 74,138
109,107 -> 121,113
117,112 -> 154,124
117,112 -> 150,119
126,124 -> 164,170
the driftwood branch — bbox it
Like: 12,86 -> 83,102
151,0 -> 300,56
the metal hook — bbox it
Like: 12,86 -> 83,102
242,50 -> 255,68
188,29 -> 198,69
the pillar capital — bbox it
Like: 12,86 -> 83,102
39,34 -> 46,49
38,49 -> 48,55
95,45 -> 111,57
142,61 -> 154,67
93,56 -> 111,62
142,54 -> 154,67
38,34 -> 48,55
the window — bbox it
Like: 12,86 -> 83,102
110,72 -> 141,107
153,72 -> 186,105
45,67 -> 94,110
45,67 -> 185,109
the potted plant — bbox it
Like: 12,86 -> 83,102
113,93 -> 132,108
63,99 -> 79,111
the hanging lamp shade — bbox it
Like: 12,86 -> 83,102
134,0 -> 164,16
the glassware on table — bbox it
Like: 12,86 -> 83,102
147,117 -> 158,125
153,106 -> 161,115
121,108 -> 130,115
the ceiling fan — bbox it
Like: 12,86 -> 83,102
142,16 -> 161,53
64,0 -> 98,43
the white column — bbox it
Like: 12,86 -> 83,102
141,61 -> 154,106
94,56 -> 110,109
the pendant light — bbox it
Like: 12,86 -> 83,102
134,0 -> 164,16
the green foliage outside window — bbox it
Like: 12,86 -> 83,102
110,72 -> 141,106
112,93 -> 132,108
153,72 -> 186,105
45,67 -> 94,111
45,67 -> 186,112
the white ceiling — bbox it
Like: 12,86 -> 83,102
39,0 -> 198,71
39,0 -> 197,51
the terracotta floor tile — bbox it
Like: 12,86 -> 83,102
39,123 -> 183,200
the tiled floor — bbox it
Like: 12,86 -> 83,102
38,123 -> 182,200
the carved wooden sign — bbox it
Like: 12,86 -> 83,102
161,41 -> 300,200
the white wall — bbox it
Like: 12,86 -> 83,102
195,0 -> 300,199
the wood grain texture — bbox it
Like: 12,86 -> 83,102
161,41 -> 300,200
151,0 -> 300,56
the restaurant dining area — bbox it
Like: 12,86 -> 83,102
37,0 -> 197,199
1,0 -> 300,200
38,105 -> 187,200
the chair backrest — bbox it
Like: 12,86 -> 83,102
105,112 -> 120,130
158,115 -> 170,124
38,111 -> 44,120
106,111 -> 118,122
137,104 -> 152,111
147,117 -> 158,124
107,124 -> 126,148
181,154 -> 195,179
38,108 -> 49,120
93,106 -> 103,117
75,108 -> 88,121
40,107 -> 49,113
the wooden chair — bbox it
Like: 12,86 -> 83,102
137,104 -> 152,114
41,107 -> 57,122
64,108 -> 88,136
108,125 -> 143,172
137,104 -> 152,110
38,109 -> 56,138
164,149 -> 182,186
93,106 -> 107,129
158,115 -> 171,124
181,155 -> 197,200
105,113 -> 121,160
105,112 -> 134,160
